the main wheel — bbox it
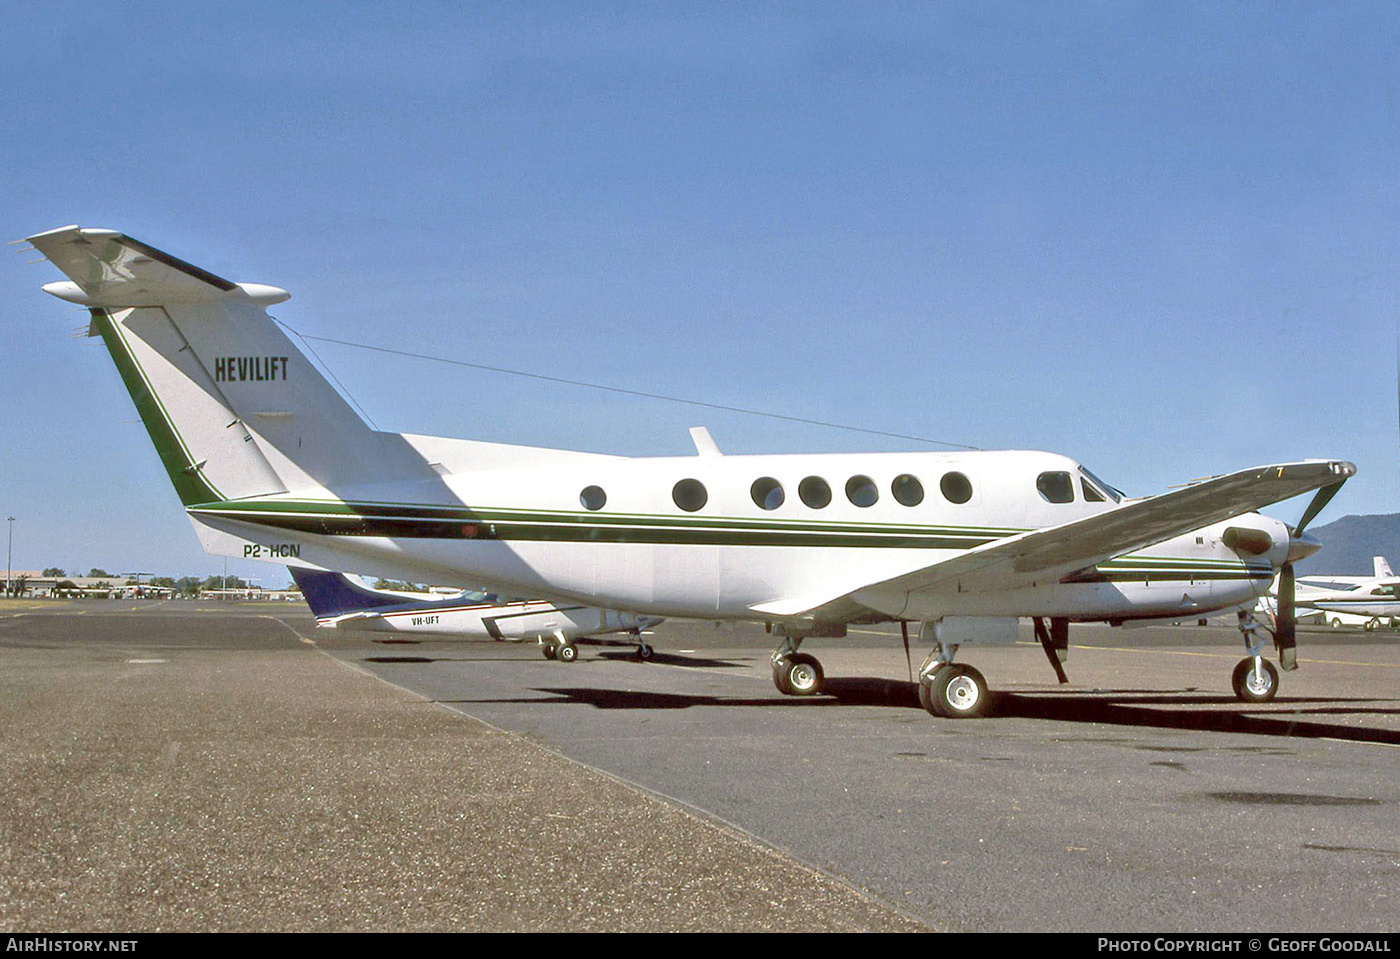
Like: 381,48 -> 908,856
637,642 -> 654,662
917,667 -> 944,714
1231,657 -> 1278,703
772,656 -> 792,694
924,664 -> 990,718
542,644 -> 557,660
556,643 -> 579,663
783,653 -> 824,696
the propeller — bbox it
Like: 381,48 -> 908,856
1272,478 -> 1348,671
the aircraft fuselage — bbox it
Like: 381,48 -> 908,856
190,447 -> 1284,626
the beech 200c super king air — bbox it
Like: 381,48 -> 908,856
290,567 -> 664,661
28,226 -> 1356,718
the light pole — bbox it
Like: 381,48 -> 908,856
6,517 -> 14,599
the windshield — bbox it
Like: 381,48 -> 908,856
1078,466 -> 1123,503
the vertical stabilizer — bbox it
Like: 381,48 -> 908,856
30,226 -> 432,504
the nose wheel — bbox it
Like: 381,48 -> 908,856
1231,656 -> 1278,703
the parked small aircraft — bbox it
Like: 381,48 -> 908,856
29,226 -> 1356,716
290,567 -> 663,660
1260,556 -> 1399,630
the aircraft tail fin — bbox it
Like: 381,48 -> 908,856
1374,556 -> 1393,579
29,226 -> 431,507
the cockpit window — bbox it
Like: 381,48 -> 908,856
1078,466 -> 1123,503
1080,477 -> 1105,502
1036,471 -> 1075,504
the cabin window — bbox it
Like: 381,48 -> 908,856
940,471 -> 973,504
672,478 -> 708,512
845,475 -> 878,508
579,485 -> 607,511
1037,471 -> 1075,504
799,476 -> 832,509
751,477 -> 785,510
892,474 -> 924,506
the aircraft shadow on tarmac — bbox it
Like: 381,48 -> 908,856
594,650 -> 744,669
438,676 -> 1400,746
361,651 -> 747,669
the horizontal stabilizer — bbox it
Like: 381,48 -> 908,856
27,226 -> 289,307
290,568 -> 411,619
30,226 -> 441,501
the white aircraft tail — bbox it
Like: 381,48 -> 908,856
29,226 -> 432,506
1374,556 -> 1393,578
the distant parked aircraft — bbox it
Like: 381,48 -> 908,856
291,568 -> 663,661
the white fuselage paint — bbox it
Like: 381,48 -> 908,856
192,447 -> 1286,626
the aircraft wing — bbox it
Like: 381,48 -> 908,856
767,460 -> 1354,621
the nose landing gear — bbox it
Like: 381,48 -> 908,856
1232,611 -> 1280,703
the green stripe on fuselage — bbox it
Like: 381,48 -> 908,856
186,498 -> 1267,578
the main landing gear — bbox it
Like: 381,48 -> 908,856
766,624 -> 997,717
914,639 -> 992,719
1232,611 -> 1280,703
770,632 -> 826,697
539,629 -> 655,664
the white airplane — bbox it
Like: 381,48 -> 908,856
1260,556 -> 1400,630
290,567 -> 664,660
28,225 -> 1357,717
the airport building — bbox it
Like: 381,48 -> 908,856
2,571 -> 301,601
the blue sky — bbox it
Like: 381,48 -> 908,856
2,3 -> 1396,583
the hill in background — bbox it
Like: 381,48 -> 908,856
1294,513 -> 1399,576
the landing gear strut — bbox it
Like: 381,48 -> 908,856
630,628 -> 654,662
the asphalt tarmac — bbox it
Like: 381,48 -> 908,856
2,599 -> 1398,933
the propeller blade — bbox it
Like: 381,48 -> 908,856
1033,617 -> 1070,684
1294,478 -> 1347,537
1275,562 -> 1297,671
901,620 -> 912,683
